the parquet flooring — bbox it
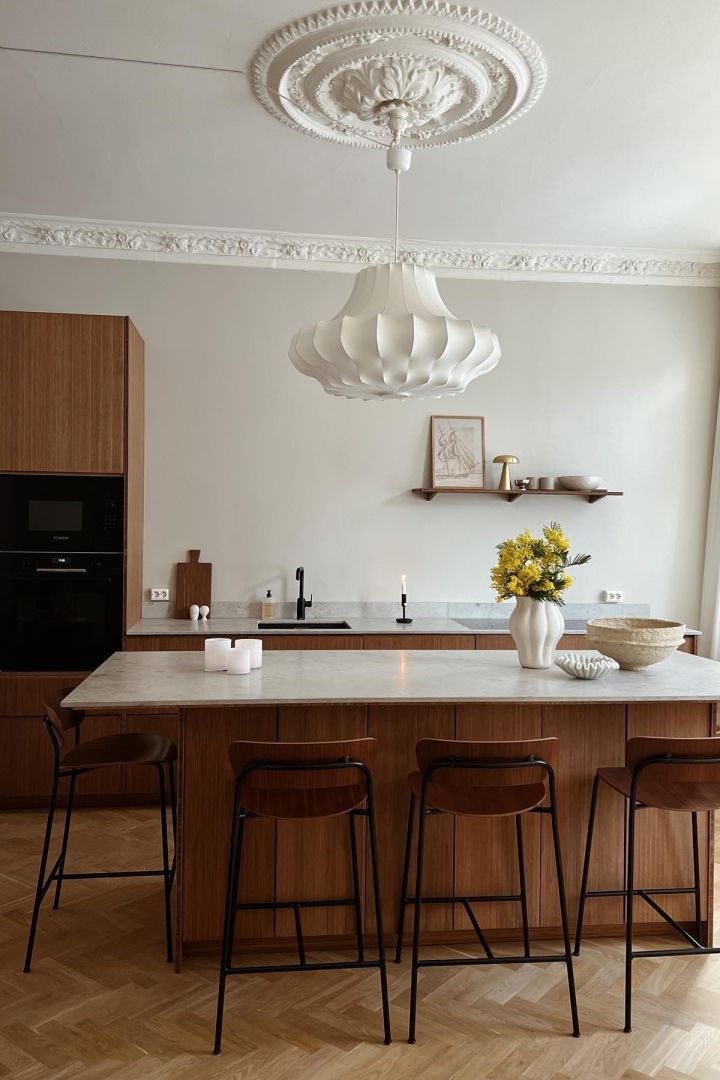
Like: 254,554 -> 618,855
1,808 -> 720,1079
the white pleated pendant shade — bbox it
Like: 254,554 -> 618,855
289,262 -> 500,399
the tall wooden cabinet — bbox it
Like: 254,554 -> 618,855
0,311 -> 145,807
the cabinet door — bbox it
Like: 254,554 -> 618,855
363,635 -> 474,649
0,715 -> 55,798
123,710 -> 180,797
0,311 -> 125,473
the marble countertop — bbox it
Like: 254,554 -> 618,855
63,649 -> 720,709
126,617 -> 700,637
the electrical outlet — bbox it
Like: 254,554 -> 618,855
150,587 -> 170,601
601,590 -> 623,603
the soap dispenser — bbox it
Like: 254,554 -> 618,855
261,588 -> 274,619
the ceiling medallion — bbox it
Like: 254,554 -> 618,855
251,1 -> 547,149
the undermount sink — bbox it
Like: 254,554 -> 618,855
257,620 -> 351,630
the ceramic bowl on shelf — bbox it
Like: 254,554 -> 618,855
555,653 -> 619,680
586,618 -> 686,671
557,475 -> 604,491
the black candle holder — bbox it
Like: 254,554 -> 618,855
396,593 -> 413,624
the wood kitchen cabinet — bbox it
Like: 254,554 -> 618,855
0,312 -> 128,474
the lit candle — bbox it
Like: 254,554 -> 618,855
235,638 -> 262,669
228,646 -> 251,675
401,574 -> 407,599
204,638 -> 232,672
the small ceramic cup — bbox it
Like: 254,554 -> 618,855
527,477 -> 540,489
539,477 -> 557,490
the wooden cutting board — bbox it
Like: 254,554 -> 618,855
175,550 -> 212,619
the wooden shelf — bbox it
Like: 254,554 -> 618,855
411,487 -> 623,503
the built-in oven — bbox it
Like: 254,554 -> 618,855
0,474 -> 123,553
0,552 -> 123,671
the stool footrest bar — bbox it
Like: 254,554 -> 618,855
225,959 -> 382,976
418,954 -> 570,968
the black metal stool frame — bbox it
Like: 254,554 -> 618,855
24,712 -> 177,973
395,755 -> 580,1043
574,751 -> 720,1032
213,756 -> 392,1055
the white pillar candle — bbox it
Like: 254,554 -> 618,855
204,638 -> 232,671
236,638 -> 262,669
228,646 -> 251,675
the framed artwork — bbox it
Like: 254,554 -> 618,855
431,415 -> 486,489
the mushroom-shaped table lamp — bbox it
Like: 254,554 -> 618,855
493,455 -> 519,491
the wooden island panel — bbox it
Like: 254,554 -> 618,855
540,705 -> 626,928
183,706 -> 277,944
367,704 -> 455,935
275,705 -> 367,937
454,705 -> 542,931
627,702 -> 712,926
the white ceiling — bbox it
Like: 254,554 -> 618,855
1,0 -> 720,252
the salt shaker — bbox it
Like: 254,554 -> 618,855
189,604 -> 200,621
199,605 -> 210,621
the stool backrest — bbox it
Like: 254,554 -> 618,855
43,694 -> 83,754
416,737 -> 558,789
229,738 -> 376,793
626,735 -> 720,784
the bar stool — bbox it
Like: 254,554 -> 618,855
24,695 -> 177,972
213,738 -> 391,1054
395,737 -> 580,1043
574,735 -> 720,1032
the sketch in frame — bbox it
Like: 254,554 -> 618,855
431,416 -> 486,489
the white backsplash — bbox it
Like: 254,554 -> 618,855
142,599 -> 651,621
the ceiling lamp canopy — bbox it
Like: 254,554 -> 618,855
253,3 -> 545,399
290,261 -> 500,399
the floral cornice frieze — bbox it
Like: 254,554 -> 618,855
1,213 -> 719,286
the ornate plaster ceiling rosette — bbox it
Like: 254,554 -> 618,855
251,1 -> 547,149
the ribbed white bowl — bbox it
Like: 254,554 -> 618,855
555,653 -> 619,680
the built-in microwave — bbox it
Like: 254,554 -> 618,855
0,474 -> 124,553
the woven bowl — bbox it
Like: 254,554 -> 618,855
586,618 -> 685,670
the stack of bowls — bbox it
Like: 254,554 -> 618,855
586,618 -> 685,670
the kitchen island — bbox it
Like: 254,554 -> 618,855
64,649 -> 720,967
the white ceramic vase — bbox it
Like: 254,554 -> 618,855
509,597 -> 565,669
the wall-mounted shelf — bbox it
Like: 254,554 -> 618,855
411,487 -> 623,503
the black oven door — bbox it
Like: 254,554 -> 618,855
0,474 -> 124,553
0,553 -> 123,672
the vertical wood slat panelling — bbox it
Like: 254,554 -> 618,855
626,703 -> 712,924
0,311 -> 126,473
275,705 -> 367,937
182,706 -> 277,943
454,705 -> 542,930
367,704 -> 455,934
540,705 -> 626,928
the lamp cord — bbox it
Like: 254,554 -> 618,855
394,167 -> 400,262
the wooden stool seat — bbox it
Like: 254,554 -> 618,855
237,781 -> 368,819
407,771 -> 546,816
597,765 -> 720,812
61,732 -> 177,772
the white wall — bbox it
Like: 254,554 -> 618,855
1,252 -> 718,624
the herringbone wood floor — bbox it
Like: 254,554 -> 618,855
1,808 -> 720,1079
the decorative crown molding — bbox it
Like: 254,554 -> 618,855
1,212 -> 719,286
